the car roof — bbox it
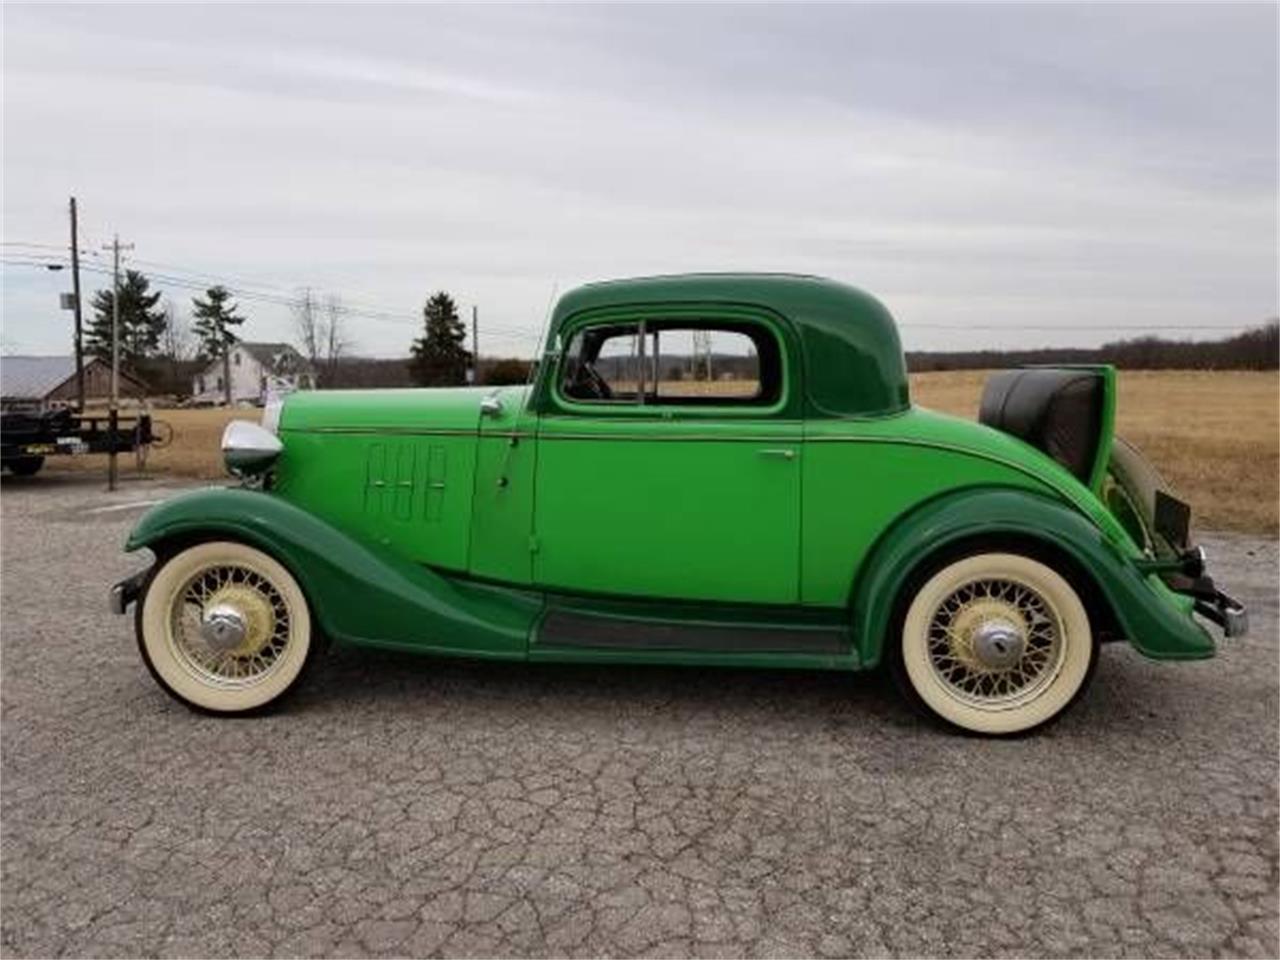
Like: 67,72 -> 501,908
548,273 -> 910,418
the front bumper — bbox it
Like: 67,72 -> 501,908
109,568 -> 150,615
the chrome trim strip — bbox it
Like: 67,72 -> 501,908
287,426 -> 479,437
539,433 -> 801,443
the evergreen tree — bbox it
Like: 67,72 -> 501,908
409,292 -> 471,386
86,270 -> 166,366
191,286 -> 246,360
191,286 -> 246,406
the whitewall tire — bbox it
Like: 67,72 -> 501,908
137,541 -> 314,714
897,552 -> 1096,735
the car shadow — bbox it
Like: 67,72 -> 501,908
292,643 -> 919,728
277,641 -> 1214,745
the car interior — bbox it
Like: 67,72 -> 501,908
560,320 -> 782,406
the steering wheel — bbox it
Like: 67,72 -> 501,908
580,364 -> 613,400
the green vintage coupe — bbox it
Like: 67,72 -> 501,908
111,274 -> 1245,734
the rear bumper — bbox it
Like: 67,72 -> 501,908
1122,544 -> 1247,657
1195,591 -> 1248,638
1154,550 -> 1248,639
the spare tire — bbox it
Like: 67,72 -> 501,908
979,368 -> 1105,483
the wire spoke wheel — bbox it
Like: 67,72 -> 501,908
899,552 -> 1095,735
138,541 -> 313,713
925,577 -> 1064,708
170,564 -> 293,687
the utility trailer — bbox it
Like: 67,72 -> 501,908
1,408 -> 154,476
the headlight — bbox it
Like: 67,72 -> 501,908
222,420 -> 283,477
261,398 -> 284,436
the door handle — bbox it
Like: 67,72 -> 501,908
758,448 -> 796,460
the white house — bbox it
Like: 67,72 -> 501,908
192,342 -> 315,405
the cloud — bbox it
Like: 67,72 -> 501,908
2,3 -> 1275,357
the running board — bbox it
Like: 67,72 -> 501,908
534,603 -> 850,656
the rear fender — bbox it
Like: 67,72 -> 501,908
851,487 -> 1215,668
125,488 -> 539,658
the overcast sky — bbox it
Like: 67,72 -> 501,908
3,2 -> 1276,358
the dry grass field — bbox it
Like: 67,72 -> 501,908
45,371 -> 1278,533
910,370 -> 1278,534
49,406 -> 244,481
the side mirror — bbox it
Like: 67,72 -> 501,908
479,395 -> 503,417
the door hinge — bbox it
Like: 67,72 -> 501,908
528,535 -> 540,554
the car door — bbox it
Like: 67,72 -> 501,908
532,315 -> 801,605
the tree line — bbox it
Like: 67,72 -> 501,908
81,268 -> 1277,401
907,321 -> 1279,372
82,269 -> 352,400
78,270 -> 487,398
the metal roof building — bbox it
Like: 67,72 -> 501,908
1,355 -> 147,411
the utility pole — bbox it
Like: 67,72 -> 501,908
221,314 -> 232,407
69,197 -> 85,411
692,329 -> 713,382
471,305 -> 479,385
102,234 -> 133,491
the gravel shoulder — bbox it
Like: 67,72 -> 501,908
2,475 -> 1276,958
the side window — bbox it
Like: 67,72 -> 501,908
561,323 -> 642,402
559,320 -> 781,407
654,329 -> 761,402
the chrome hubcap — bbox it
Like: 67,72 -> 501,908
927,578 -> 1064,707
170,564 -> 291,686
201,604 -> 247,652
971,618 -> 1025,669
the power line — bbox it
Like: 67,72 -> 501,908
127,255 -> 435,323
15,252 -> 543,335
1,251 -> 1259,337
1,254 -> 547,341
4,242 -> 431,322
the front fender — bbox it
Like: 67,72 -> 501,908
125,488 -> 539,658
851,487 -> 1215,668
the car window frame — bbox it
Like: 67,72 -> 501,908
549,308 -> 791,420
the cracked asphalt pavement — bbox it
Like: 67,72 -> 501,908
2,473 -> 1277,958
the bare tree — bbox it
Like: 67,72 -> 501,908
294,289 -> 354,387
293,288 -> 322,372
159,299 -> 195,395
160,299 -> 193,364
322,294 -> 351,384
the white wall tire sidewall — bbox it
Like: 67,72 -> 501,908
901,553 -> 1093,735
140,541 -> 312,713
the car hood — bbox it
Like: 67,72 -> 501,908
279,385 -> 532,434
